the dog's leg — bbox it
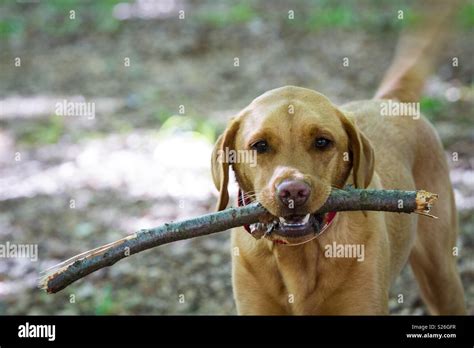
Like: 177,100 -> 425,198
232,264 -> 288,315
373,0 -> 466,315
231,230 -> 289,315
409,217 -> 466,315
409,125 -> 466,315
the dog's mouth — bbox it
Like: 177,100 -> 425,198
249,212 -> 331,245
238,189 -> 335,245
278,213 -> 323,236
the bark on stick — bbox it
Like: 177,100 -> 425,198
39,188 -> 437,294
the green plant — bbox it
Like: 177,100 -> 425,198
1,0 -> 125,41
420,97 -> 447,121
306,6 -> 355,30
157,114 -> 217,143
17,115 -> 64,146
95,285 -> 115,315
459,2 -> 474,28
198,2 -> 257,28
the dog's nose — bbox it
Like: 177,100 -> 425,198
277,180 -> 310,208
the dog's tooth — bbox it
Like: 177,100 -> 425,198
266,223 -> 274,233
279,217 -> 286,224
302,214 -> 310,223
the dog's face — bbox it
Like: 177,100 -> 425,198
212,86 -> 374,240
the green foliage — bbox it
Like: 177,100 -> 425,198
302,2 -> 420,32
152,106 -> 174,125
0,0 -> 125,41
459,2 -> 474,28
195,120 -> 217,143
2,0 -> 470,42
17,116 -> 64,146
420,97 -> 446,121
95,285 -> 115,315
0,17 -> 25,38
306,6 -> 355,30
157,115 -> 217,143
198,2 -> 257,28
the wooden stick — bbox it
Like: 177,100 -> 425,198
39,188 -> 437,294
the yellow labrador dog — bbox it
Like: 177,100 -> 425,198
211,2 -> 466,315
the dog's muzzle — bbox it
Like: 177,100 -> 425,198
238,189 -> 336,246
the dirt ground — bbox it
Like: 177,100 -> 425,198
0,0 -> 473,315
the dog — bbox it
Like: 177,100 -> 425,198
211,2 -> 466,315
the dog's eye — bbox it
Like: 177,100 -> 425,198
314,137 -> 332,149
251,140 -> 269,154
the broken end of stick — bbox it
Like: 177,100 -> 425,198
38,269 -> 62,294
415,190 -> 439,219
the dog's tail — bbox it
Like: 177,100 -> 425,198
374,0 -> 462,102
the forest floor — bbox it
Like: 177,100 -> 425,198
0,0 -> 473,314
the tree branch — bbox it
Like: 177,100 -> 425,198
39,188 -> 438,294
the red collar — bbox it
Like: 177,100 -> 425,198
237,188 -> 337,239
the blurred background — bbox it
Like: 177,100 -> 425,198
0,0 -> 473,315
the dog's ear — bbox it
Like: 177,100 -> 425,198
338,112 -> 375,189
211,118 -> 241,211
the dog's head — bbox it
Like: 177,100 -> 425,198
211,86 -> 374,239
